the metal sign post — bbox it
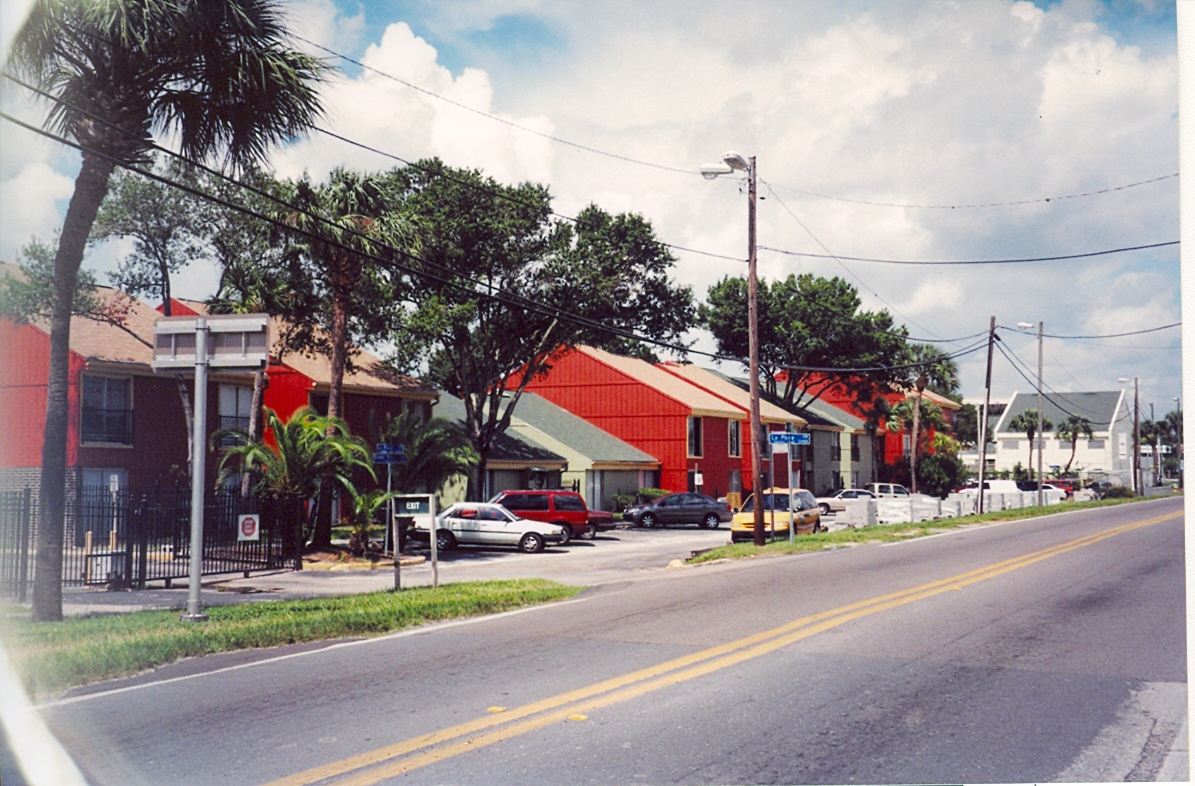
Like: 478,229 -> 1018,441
373,444 -> 406,587
152,314 -> 270,623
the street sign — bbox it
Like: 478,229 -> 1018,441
152,314 -> 270,371
769,432 -> 810,445
238,514 -> 261,541
374,443 -> 406,464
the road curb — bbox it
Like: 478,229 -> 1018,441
1158,714 -> 1189,782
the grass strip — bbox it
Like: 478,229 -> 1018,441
1,579 -> 581,701
690,496 -> 1167,564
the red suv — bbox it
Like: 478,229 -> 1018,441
490,490 -> 593,545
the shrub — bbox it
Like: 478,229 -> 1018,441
1102,485 -> 1136,498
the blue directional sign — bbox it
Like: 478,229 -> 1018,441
768,432 -> 811,445
373,443 -> 406,464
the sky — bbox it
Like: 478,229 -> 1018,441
0,0 -> 1184,416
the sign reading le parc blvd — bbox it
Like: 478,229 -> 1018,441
769,432 -> 811,445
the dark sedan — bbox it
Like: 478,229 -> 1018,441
622,492 -> 734,529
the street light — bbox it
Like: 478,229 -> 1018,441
1018,321 -> 1044,506
703,151 -> 765,546
1119,376 -> 1140,494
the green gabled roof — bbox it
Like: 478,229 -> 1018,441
434,393 -> 567,465
994,390 -> 1126,434
504,392 -> 658,465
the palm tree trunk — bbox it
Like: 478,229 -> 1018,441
32,153 -> 116,622
241,370 -> 265,498
910,393 -> 922,493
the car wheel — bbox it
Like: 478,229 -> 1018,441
700,513 -> 720,529
519,532 -> 545,553
435,529 -> 456,552
582,524 -> 598,540
554,522 -> 571,546
640,512 -> 658,529
818,503 -> 830,515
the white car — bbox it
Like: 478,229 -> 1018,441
815,488 -> 877,515
866,482 -> 911,498
413,502 -> 567,553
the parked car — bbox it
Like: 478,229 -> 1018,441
730,488 -> 821,542
490,489 -> 592,545
412,502 -> 566,553
1049,478 -> 1077,498
814,488 -> 876,515
866,482 -> 910,498
622,492 -> 733,529
953,479 -> 1020,494
586,508 -> 619,537
1087,480 -> 1115,499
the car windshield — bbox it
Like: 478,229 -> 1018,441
739,494 -> 791,512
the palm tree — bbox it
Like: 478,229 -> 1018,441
887,397 -> 944,491
280,169 -> 409,423
1057,415 -> 1094,475
9,0 -> 324,621
1139,419 -> 1162,487
902,344 -> 959,493
1009,410 -> 1054,478
372,410 -> 480,494
217,407 -> 373,563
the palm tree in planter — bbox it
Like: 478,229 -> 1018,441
217,407 -> 373,567
344,487 -> 396,557
1057,414 -> 1094,475
1009,410 -> 1054,479
9,0 -> 324,621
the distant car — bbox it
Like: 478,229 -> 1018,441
586,508 -> 618,538
622,492 -> 733,529
730,488 -> 822,542
814,488 -> 876,515
489,489 -> 591,545
866,482 -> 910,498
412,502 -> 566,553
1016,480 -> 1063,494
1087,480 -> 1115,499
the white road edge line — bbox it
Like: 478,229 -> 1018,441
879,498 -> 1181,547
38,596 -> 590,709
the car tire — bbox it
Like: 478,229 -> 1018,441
700,513 -> 720,530
640,512 -> 658,529
582,524 -> 597,540
435,529 -> 456,552
519,532 -> 545,553
554,522 -> 571,546
818,503 -> 830,515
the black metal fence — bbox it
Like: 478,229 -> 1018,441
0,486 -> 296,600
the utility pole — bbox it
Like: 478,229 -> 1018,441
1134,377 -> 1141,495
746,156 -> 765,547
1036,321 -> 1044,508
976,316 -> 996,514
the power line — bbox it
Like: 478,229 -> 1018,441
294,34 -> 697,177
776,337 -> 989,374
298,35 -> 1178,213
764,172 -> 1179,210
758,241 -> 1179,266
761,182 -> 942,339
999,322 -> 1181,340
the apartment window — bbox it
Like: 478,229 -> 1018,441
687,416 -> 703,458
218,385 -> 254,446
902,434 -> 911,457
728,420 -> 741,458
81,375 -> 132,445
830,434 -> 842,462
1003,440 -> 1020,450
850,434 -> 860,462
1087,439 -> 1105,450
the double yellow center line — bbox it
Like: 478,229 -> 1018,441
266,510 -> 1180,786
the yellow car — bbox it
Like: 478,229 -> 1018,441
730,488 -> 822,542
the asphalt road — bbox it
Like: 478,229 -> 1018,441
39,497 -> 1187,784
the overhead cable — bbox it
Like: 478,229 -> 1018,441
758,241 -> 1179,266
999,322 -> 1181,340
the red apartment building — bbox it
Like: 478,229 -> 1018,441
520,346 -> 748,497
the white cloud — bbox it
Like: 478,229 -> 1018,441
0,161 -> 73,262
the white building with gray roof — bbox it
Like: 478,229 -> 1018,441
992,390 -> 1133,484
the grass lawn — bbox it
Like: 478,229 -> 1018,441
1,579 -> 581,701
690,496 -> 1162,564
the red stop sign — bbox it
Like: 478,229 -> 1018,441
240,515 -> 259,539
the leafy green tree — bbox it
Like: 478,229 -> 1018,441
217,407 -> 372,560
1009,410 -> 1053,477
0,237 -> 106,322
371,410 -> 479,495
916,452 -> 969,498
1056,414 -> 1094,475
91,157 -> 208,315
9,0 -> 324,621
277,168 -> 410,424
387,160 -> 694,498
700,273 -> 908,412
